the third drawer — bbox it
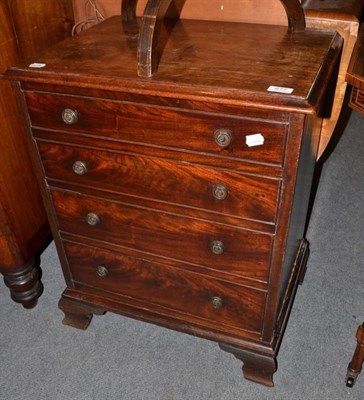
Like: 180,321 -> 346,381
51,188 -> 273,282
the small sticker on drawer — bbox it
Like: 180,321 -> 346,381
246,133 -> 264,147
267,86 -> 294,94
29,63 -> 46,68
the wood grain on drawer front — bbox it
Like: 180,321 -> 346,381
51,189 -> 273,282
64,241 -> 266,333
25,92 -> 287,165
38,141 -> 280,223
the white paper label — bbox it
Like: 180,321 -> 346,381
246,133 -> 264,147
29,63 -> 46,68
267,85 -> 294,94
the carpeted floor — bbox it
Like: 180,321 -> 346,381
0,111 -> 363,400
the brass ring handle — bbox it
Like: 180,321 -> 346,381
72,161 -> 88,175
86,212 -> 100,226
210,240 -> 224,255
211,296 -> 223,310
214,129 -> 232,148
96,265 -> 109,277
62,108 -> 78,125
212,184 -> 228,201
132,0 -> 305,77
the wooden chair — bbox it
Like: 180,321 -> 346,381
346,323 -> 364,387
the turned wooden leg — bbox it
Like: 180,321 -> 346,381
3,257 -> 43,309
346,323 -> 364,387
219,343 -> 277,387
58,296 -> 106,330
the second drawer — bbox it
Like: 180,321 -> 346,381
38,141 -> 280,223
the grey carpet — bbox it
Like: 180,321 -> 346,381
0,111 -> 363,400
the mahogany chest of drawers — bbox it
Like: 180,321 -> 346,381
6,6 -> 342,387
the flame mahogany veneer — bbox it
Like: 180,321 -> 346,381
0,0 -> 73,307
71,0 -> 364,158
6,8 -> 342,386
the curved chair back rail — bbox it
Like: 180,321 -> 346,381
121,0 -> 306,77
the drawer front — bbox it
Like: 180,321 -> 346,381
51,189 -> 273,281
38,141 -> 280,223
26,92 -> 287,165
64,241 -> 266,333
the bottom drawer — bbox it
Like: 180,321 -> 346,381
64,241 -> 266,334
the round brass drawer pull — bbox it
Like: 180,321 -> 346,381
62,108 -> 78,125
212,184 -> 228,200
86,212 -> 100,226
211,296 -> 223,309
214,128 -> 232,148
96,265 -> 108,277
72,161 -> 88,175
209,240 -> 224,255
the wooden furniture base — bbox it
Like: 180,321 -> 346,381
219,343 -> 277,387
58,239 -> 309,387
2,257 -> 43,309
346,323 -> 364,387
0,0 -> 73,306
59,296 -> 106,330
218,238 -> 309,386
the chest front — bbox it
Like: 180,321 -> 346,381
6,14 -> 342,387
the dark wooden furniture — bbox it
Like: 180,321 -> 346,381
0,0 -> 73,307
72,0 -> 364,159
346,324 -> 364,387
345,24 -> 364,389
6,0 -> 342,386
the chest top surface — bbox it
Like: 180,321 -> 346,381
6,16 -> 341,112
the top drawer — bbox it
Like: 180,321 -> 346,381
25,91 -> 287,166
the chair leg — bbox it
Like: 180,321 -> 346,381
345,323 -> 364,387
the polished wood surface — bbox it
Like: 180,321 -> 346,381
0,0 -> 73,307
51,188 -> 273,280
7,0 -> 74,60
346,323 -> 364,387
64,240 -> 266,333
26,91 -> 288,165
7,16 -> 342,385
71,0 -> 364,157
135,0 -> 305,76
37,142 -> 280,223
9,17 -> 342,112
